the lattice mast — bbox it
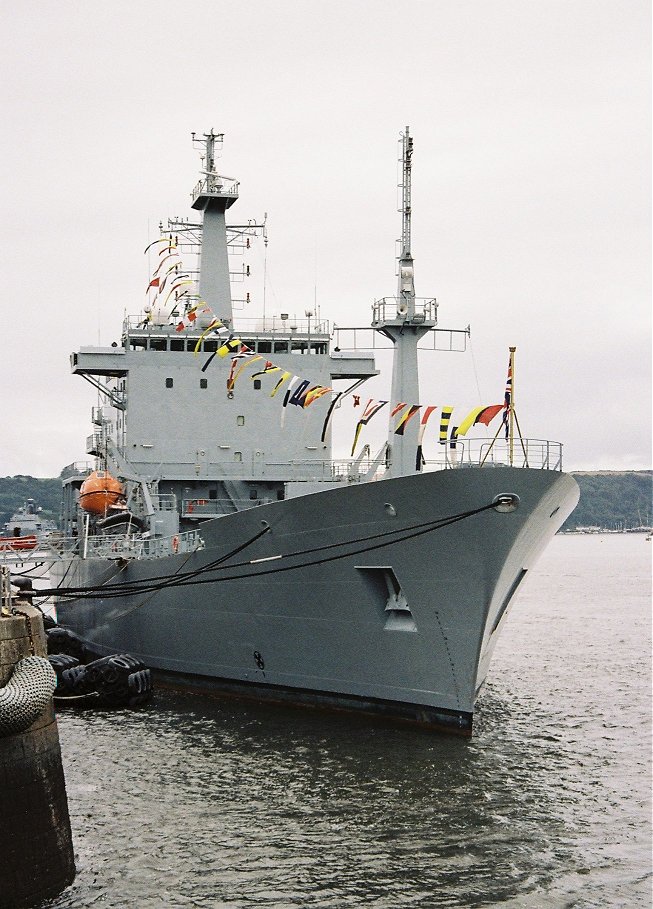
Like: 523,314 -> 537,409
397,127 -> 416,315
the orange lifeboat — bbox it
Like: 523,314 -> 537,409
79,471 -> 124,515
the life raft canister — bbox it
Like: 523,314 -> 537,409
79,471 -> 124,515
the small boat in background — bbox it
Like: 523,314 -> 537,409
1,499 -> 57,550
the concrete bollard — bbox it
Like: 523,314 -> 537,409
0,600 -> 76,909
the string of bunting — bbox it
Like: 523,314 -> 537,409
185,315 -> 508,454
145,243 -> 513,459
143,236 -> 199,326
176,303 -> 509,453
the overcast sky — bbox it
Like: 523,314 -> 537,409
1,0 -> 650,477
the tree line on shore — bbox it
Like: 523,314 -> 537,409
1,471 -> 651,533
560,471 -> 651,531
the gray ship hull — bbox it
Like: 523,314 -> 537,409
54,466 -> 579,734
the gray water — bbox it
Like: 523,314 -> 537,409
43,535 -> 651,908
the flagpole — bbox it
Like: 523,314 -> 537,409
509,346 -> 516,466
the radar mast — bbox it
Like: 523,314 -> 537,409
372,127 -> 436,478
190,130 -> 239,323
397,127 -> 416,316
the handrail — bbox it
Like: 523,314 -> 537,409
47,529 -> 203,562
267,440 -> 562,478
191,177 -> 239,203
122,314 -> 331,337
425,438 -> 563,471
59,439 -> 563,516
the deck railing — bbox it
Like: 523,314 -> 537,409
51,439 -> 564,543
46,529 -> 203,562
372,296 -> 437,323
168,438 -> 564,488
268,438 -> 563,481
122,314 -> 330,337
191,176 -> 239,205
439,437 -> 564,471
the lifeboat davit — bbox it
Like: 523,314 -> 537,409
79,471 -> 124,515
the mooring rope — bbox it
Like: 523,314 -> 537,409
37,500 -> 499,603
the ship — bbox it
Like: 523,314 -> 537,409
48,129 -> 579,735
1,499 -> 57,551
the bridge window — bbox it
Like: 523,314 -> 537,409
170,339 -> 184,351
274,341 -> 288,354
204,339 -> 218,352
150,338 -> 167,351
257,340 -> 272,353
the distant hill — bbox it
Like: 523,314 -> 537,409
561,470 -> 651,531
0,470 -> 651,533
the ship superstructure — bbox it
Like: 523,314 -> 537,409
50,130 -> 579,734
3,499 -> 57,539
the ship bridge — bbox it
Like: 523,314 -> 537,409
68,309 -> 378,495
115,314 -> 378,382
71,317 -> 374,374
